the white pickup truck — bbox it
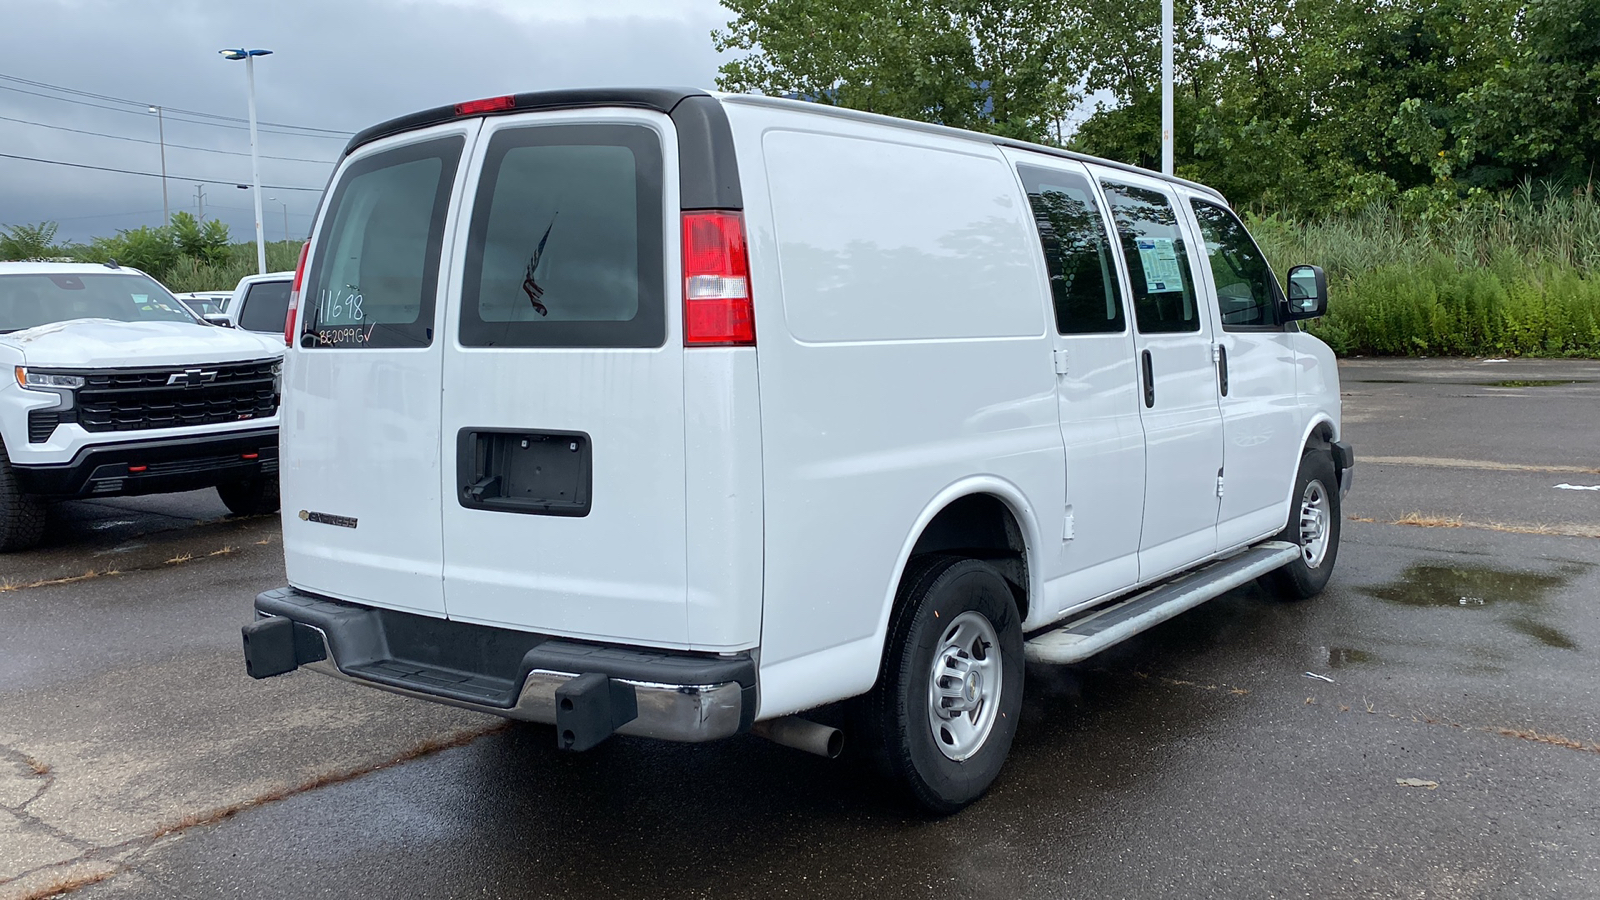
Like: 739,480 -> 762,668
242,89 -> 1352,813
0,262 -> 285,550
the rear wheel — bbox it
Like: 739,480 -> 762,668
861,556 -> 1024,815
0,441 -> 47,552
217,476 -> 280,517
1259,447 -> 1340,600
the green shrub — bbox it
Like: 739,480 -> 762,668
78,226 -> 180,275
1255,185 -> 1600,358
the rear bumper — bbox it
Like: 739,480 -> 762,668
11,428 -> 278,498
243,587 -> 756,745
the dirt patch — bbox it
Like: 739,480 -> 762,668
1365,512 -> 1600,539
1365,456 -> 1600,475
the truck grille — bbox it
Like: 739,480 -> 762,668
75,359 -> 279,433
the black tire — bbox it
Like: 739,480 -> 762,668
1259,447 -> 1341,600
0,441 -> 47,552
216,475 -> 280,516
861,555 -> 1024,815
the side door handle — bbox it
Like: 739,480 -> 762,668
1141,349 -> 1155,408
1217,344 -> 1229,397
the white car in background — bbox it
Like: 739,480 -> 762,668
0,261 -> 285,550
174,290 -> 234,323
224,272 -> 294,337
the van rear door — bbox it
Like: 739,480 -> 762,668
437,109 -> 689,646
283,121 -> 478,615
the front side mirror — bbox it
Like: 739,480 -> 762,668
1284,264 -> 1327,320
202,313 -> 235,327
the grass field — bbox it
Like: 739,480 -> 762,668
1250,185 -> 1600,358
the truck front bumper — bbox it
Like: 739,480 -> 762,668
243,588 -> 756,747
12,428 -> 277,498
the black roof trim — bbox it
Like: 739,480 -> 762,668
342,88 -> 710,157
993,136 -> 1226,202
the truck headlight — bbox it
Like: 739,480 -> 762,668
14,368 -> 85,390
272,360 -> 283,394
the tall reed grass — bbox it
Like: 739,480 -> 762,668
1249,183 -> 1600,357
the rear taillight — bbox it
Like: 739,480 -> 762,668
285,241 -> 309,346
455,95 -> 515,116
682,211 -> 754,346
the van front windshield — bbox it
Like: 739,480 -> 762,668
0,272 -> 198,333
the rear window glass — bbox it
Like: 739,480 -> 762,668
303,136 -> 463,349
458,124 -> 664,348
238,280 -> 291,333
0,272 -> 196,333
1018,165 -> 1125,335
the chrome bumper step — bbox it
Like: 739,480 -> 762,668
244,587 -> 756,746
1024,541 -> 1299,665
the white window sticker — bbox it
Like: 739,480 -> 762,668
1136,238 -> 1184,293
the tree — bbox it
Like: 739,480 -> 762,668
1456,0 -> 1600,185
715,0 -> 1600,214
715,0 -> 1082,142
0,222 -> 62,261
170,212 -> 231,265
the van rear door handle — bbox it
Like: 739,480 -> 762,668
1216,344 -> 1229,396
1141,350 -> 1155,408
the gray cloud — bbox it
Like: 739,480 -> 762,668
0,0 -> 730,243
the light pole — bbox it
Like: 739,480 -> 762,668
268,196 -> 288,244
219,47 -> 273,275
1160,0 -> 1173,175
149,106 -> 169,226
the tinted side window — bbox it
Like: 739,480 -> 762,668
1018,165 -> 1125,335
1190,201 -> 1280,328
459,124 -> 664,348
238,281 -> 290,333
304,136 -> 463,349
1101,182 -> 1200,334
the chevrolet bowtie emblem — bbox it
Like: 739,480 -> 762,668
167,368 -> 218,387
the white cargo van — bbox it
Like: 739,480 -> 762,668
243,89 -> 1353,813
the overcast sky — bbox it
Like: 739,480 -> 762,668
0,0 -> 731,243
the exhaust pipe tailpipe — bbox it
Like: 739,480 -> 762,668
751,716 -> 843,759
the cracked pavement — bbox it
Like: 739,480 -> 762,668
2,358 -> 1599,899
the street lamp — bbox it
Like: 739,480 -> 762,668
218,47 -> 273,275
1161,0 -> 1173,175
149,106 -> 169,226
267,196 -> 288,244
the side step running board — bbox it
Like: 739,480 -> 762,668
1024,541 -> 1299,665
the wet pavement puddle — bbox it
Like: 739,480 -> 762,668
1323,646 -> 1375,668
1506,617 -> 1579,649
1362,564 -> 1583,650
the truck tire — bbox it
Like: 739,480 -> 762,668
861,555 -> 1024,815
0,441 -> 47,552
1259,447 -> 1340,600
217,476 -> 280,517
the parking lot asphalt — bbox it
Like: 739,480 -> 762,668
2,357 -> 1598,900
